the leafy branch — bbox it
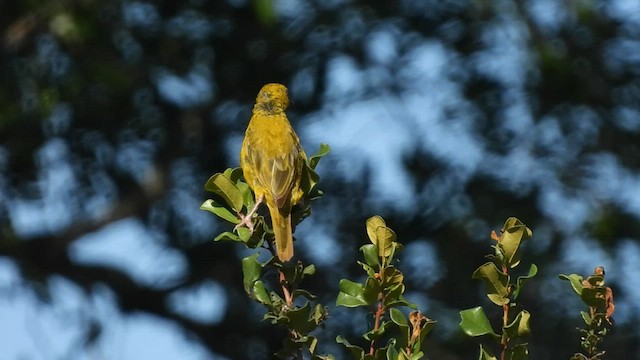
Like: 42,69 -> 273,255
201,144 -> 332,359
336,215 -> 436,360
559,266 -> 615,360
459,217 -> 536,360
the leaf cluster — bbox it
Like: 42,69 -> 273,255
200,143 -> 331,359
559,267 -> 615,360
200,143 -> 330,247
459,217 -> 536,360
336,216 -> 436,360
243,254 -> 330,359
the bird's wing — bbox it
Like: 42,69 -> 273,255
269,151 -> 296,209
246,145 -> 296,209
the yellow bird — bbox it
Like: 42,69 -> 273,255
237,83 -> 306,262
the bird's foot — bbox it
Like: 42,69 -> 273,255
233,195 -> 263,234
234,212 -> 255,233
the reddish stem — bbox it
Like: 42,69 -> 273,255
369,292 -> 385,356
501,264 -> 509,360
279,270 -> 293,308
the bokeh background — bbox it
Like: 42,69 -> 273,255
1,0 -> 640,359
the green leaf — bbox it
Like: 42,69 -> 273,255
499,217 -> 532,268
581,287 -> 606,308
376,226 -> 396,258
237,227 -> 252,242
385,341 -> 399,360
337,279 -> 369,307
241,253 -> 262,294
382,267 -> 404,288
513,263 -> 538,299
357,261 -> 377,278
252,280 -> 271,305
503,310 -> 531,339
360,244 -> 381,268
472,262 -> 510,305
213,231 -> 241,242
383,283 -> 405,307
459,307 -> 500,338
363,320 -> 393,341
390,308 -> 408,326
223,167 -> 243,183
390,308 -> 410,348
313,355 -> 336,360
364,215 -> 397,260
336,335 -> 365,360
418,317 -> 437,344
580,310 -> 592,325
508,343 -> 529,360
204,173 -> 244,211
363,277 -> 382,305
200,199 -> 241,224
287,302 -> 314,334
385,295 -> 417,309
303,264 -> 316,276
308,143 -> 331,170
310,304 -> 327,325
558,273 -> 584,295
292,289 -> 317,301
366,216 -> 387,244
478,344 -> 498,360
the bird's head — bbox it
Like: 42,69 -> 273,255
255,83 -> 289,113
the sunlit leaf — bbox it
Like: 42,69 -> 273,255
303,264 -> 316,276
499,217 -> 532,268
204,173 -> 244,211
237,227 -> 252,242
366,215 -> 386,245
308,143 -> 331,170
390,307 -> 408,326
472,262 -> 510,305
213,231 -> 241,242
503,310 -> 531,338
513,263 -> 538,299
558,274 -> 584,295
200,199 -> 240,223
382,267 -> 404,288
376,226 -> 396,258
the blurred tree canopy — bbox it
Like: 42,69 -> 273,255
1,0 -> 640,359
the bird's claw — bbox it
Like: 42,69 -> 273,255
234,212 -> 255,233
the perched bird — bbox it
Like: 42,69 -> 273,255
237,83 -> 306,262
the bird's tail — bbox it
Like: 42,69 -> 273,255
269,206 -> 294,261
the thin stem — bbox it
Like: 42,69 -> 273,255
279,270 -> 294,307
279,270 -> 300,359
369,291 -> 385,356
501,264 -> 510,360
